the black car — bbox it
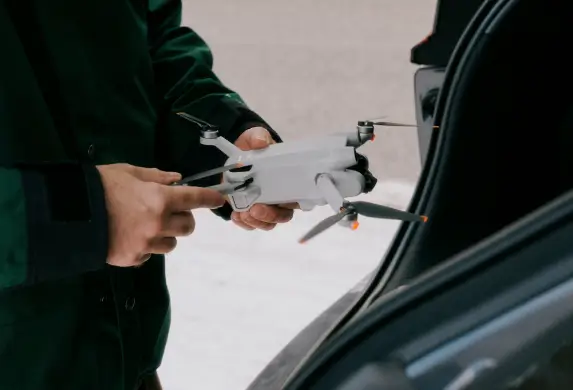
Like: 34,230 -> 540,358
247,0 -> 573,389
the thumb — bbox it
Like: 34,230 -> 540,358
242,127 -> 273,150
130,167 -> 182,185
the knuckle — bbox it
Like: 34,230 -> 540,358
251,205 -> 268,220
187,190 -> 199,207
194,190 -> 209,207
196,189 -> 221,208
147,186 -> 166,214
240,211 -> 253,223
116,163 -> 130,170
151,218 -> 163,235
152,168 -> 165,178
174,189 -> 193,210
241,212 -> 274,230
143,218 -> 162,239
122,164 -> 137,175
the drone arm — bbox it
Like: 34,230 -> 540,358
205,182 -> 240,196
316,173 -> 345,213
200,136 -> 242,158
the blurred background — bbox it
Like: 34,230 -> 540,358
160,1 -> 437,389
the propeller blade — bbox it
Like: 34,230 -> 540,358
172,163 -> 252,186
176,112 -> 216,129
365,115 -> 387,122
372,121 -> 417,127
299,211 -> 349,244
352,201 -> 428,223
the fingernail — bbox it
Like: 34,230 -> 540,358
252,128 -> 272,145
255,135 -> 272,145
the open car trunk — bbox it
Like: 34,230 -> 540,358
257,0 -> 573,388
376,0 -> 573,295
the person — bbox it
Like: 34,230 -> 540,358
0,0 -> 296,389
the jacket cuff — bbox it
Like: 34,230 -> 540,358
19,163 -> 108,284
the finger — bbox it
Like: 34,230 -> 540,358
249,204 -> 294,223
235,127 -> 274,151
165,186 -> 226,211
239,211 -> 277,231
131,166 -> 182,185
161,211 -> 195,237
231,212 -> 255,230
147,237 -> 178,255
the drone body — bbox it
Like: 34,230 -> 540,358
210,134 -> 366,213
174,112 -> 427,243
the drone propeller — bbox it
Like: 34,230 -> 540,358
299,209 -> 351,244
371,121 -> 417,128
176,111 -> 217,129
299,201 -> 427,244
363,115 -> 417,128
352,201 -> 427,222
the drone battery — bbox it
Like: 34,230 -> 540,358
228,184 -> 261,211
230,193 -> 250,209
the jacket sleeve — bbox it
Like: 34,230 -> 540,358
0,163 -> 108,291
147,0 -> 281,220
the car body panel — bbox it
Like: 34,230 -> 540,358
282,190 -> 573,389
413,67 -> 445,166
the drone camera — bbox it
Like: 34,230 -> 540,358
348,151 -> 378,193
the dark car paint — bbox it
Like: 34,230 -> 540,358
366,0 -> 499,300
285,191 -> 573,389
413,67 -> 444,168
410,0 -> 488,67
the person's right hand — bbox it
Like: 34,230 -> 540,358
96,163 -> 225,267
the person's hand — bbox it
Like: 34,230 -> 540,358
96,163 -> 225,267
230,127 -> 298,231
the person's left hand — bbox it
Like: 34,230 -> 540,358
230,126 -> 298,231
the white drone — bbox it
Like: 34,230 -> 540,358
173,112 -> 428,243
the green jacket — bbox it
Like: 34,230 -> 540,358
0,0 -> 277,389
